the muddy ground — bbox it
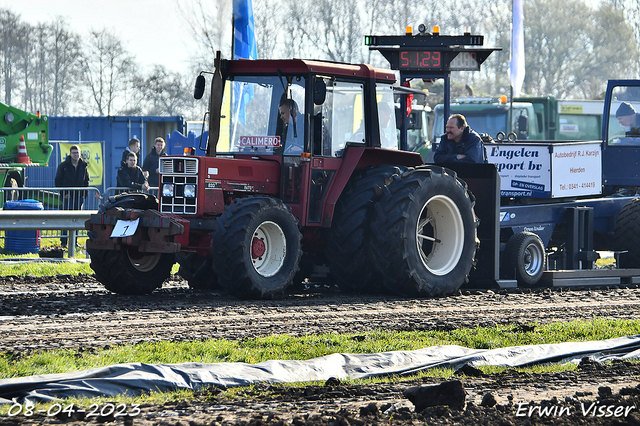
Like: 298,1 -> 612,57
2,274 -> 640,425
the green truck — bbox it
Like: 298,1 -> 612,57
0,102 -> 52,201
432,97 -> 604,144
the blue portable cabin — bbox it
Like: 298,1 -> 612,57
25,115 -> 184,191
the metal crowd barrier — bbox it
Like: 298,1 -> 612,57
0,187 -> 159,257
1,187 -> 102,211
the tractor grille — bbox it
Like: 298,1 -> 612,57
159,158 -> 199,214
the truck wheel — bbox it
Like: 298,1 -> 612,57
613,198 -> 640,268
176,252 -> 218,291
326,165 -> 405,293
369,166 -> 478,297
211,197 -> 302,299
504,232 -> 546,286
88,246 -> 174,295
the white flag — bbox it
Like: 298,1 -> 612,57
509,0 -> 525,97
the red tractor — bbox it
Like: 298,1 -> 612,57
86,56 -> 482,299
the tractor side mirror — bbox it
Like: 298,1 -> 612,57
314,80 -> 327,105
194,74 -> 206,100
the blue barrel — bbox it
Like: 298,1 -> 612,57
3,199 -> 43,254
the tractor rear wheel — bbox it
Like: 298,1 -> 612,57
613,198 -> 640,268
88,245 -> 174,295
326,165 -> 405,293
176,252 -> 218,291
369,166 -> 478,297
504,231 -> 546,286
211,197 -> 302,299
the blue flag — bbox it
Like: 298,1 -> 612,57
233,0 -> 257,60
232,0 -> 257,125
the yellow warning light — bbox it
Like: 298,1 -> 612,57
499,95 -> 508,104
432,26 -> 440,34
406,26 -> 413,35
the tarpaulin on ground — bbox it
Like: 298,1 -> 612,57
2,335 -> 640,404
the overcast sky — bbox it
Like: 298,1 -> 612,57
0,0 -> 197,73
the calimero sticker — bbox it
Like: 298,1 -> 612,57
238,136 -> 281,147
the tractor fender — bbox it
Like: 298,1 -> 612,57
320,147 -> 423,227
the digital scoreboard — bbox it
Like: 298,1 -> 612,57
365,33 -> 499,74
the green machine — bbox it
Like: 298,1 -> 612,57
0,101 -> 52,194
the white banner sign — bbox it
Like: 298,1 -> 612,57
551,142 -> 602,197
487,144 -> 551,197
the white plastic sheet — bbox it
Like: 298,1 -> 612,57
2,335 -> 640,404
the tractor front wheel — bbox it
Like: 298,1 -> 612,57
211,197 -> 302,299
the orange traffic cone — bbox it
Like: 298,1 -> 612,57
16,135 -> 31,163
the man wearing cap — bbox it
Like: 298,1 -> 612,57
616,102 -> 640,136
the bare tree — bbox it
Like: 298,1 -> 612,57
284,0 -> 364,63
0,9 -> 23,105
133,65 -> 198,116
253,0 -> 279,59
81,29 -> 135,116
177,0 -> 231,67
38,19 -> 83,115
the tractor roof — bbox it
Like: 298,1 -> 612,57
222,58 -> 396,83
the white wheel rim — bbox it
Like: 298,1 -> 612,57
524,242 -> 544,277
251,221 -> 287,277
415,195 -> 465,276
127,251 -> 162,272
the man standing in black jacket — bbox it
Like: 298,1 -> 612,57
55,145 -> 90,248
142,137 -> 166,187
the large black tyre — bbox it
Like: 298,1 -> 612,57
612,198 -> 640,268
88,246 -> 174,295
369,166 -> 479,297
326,165 -> 405,293
88,191 -> 171,295
99,192 -> 158,212
211,197 -> 302,299
504,231 -> 546,286
176,252 -> 218,291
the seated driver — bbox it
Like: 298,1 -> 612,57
278,97 -> 304,154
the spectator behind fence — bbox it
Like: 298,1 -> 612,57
121,137 -> 142,168
117,152 -> 150,191
55,144 -> 89,248
142,137 -> 166,187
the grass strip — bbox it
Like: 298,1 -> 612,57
0,319 -> 639,412
2,318 -> 640,379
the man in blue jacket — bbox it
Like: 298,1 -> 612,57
433,114 -> 486,164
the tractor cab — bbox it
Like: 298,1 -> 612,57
211,59 -> 400,157
186,58 -> 421,226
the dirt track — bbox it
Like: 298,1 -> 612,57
3,274 -> 640,424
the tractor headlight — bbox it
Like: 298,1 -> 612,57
162,183 -> 174,197
184,184 -> 196,198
